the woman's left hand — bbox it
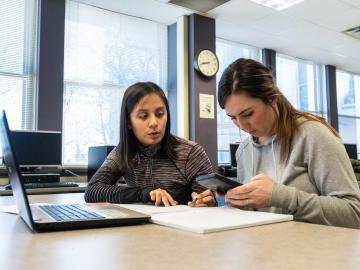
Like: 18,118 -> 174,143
188,189 -> 216,207
225,173 -> 274,208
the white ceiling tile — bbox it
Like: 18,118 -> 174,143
251,13 -> 300,35
216,19 -> 271,44
316,8 -> 360,32
209,0 -> 275,25
276,20 -> 355,50
339,0 -> 360,8
327,38 -> 360,57
283,0 -> 350,23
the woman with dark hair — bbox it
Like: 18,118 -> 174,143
85,82 -> 215,207
218,58 -> 360,228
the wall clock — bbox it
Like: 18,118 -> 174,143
194,49 -> 219,77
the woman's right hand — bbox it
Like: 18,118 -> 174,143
150,188 -> 178,206
225,173 -> 274,208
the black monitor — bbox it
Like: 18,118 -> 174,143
230,143 -> 240,167
10,130 -> 62,168
344,144 -> 358,160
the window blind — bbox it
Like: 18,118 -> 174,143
0,0 -> 37,130
0,0 -> 37,163
63,0 -> 168,165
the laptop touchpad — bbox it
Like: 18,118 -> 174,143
88,205 -> 129,218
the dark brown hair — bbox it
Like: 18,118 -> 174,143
118,82 -> 179,172
218,58 -> 339,162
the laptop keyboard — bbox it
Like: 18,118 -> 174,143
39,204 -> 106,221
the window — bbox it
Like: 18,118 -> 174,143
216,39 -> 260,164
0,0 -> 37,129
63,1 -> 167,165
0,0 -> 37,162
336,70 -> 360,158
276,54 -> 327,117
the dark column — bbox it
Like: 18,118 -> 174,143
325,65 -> 339,131
188,14 -> 217,168
262,48 -> 276,79
37,0 -> 65,131
168,23 -> 177,135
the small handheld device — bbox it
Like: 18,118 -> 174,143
195,173 -> 241,194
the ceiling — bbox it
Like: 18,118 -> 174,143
76,0 -> 360,75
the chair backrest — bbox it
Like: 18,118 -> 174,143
344,144 -> 358,160
229,143 -> 239,167
87,145 -> 115,181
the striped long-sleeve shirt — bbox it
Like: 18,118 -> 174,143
84,136 -> 213,204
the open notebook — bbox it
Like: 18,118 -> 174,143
119,204 -> 293,234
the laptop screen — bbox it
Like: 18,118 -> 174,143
0,111 -> 35,230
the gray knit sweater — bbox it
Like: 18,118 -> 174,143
236,118 -> 360,229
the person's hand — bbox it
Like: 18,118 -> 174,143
225,173 -> 274,208
150,188 -> 178,207
188,189 -> 216,207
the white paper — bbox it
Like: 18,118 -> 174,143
199,93 -> 215,119
118,204 -> 293,234
117,204 -> 191,215
151,207 -> 293,233
0,204 -> 19,214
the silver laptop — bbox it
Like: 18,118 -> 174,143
0,111 -> 150,232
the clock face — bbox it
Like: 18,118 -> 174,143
195,49 -> 219,77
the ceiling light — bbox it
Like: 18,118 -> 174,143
343,26 -> 360,41
250,0 -> 304,11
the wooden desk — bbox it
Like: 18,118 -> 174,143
1,193 -> 360,270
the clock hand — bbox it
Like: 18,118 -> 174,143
200,61 -> 210,65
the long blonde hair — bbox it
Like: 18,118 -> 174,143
218,58 -> 339,162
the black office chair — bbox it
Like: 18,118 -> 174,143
344,144 -> 358,160
218,143 -> 239,177
87,145 -> 115,181
230,143 -> 240,167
